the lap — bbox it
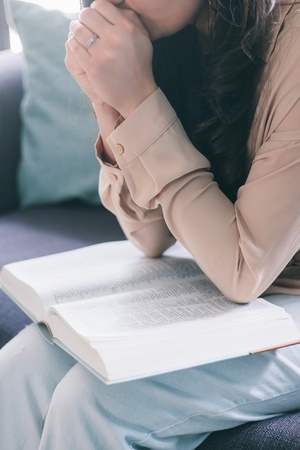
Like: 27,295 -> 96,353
44,294 -> 300,448
1,294 -> 300,449
0,323 -> 76,385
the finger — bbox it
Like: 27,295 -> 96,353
67,29 -> 95,63
90,0 -> 123,25
91,0 -> 149,36
118,8 -> 150,38
79,1 -> 150,40
65,42 -> 85,77
80,0 -> 144,33
69,20 -> 99,50
69,20 -> 94,47
78,0 -> 117,35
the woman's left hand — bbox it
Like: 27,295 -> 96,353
67,0 -> 157,118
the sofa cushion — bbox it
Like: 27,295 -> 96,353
4,0 -> 100,207
199,411 -> 300,449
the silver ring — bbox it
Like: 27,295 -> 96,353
85,33 -> 98,50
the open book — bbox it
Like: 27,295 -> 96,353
1,240 -> 300,384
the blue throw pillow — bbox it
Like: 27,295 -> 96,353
4,0 -> 101,207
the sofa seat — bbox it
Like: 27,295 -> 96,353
200,411 -> 300,449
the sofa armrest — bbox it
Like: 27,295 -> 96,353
0,50 -> 23,213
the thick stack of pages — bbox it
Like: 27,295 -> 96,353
1,241 -> 300,384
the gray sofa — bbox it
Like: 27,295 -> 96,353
1,49 -> 300,450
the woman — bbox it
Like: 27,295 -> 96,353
0,1 -> 300,448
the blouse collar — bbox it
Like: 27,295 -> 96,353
262,0 -> 298,62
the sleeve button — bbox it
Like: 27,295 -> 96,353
116,144 -> 125,154
109,173 -> 117,181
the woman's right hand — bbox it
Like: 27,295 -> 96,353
66,1 -> 156,120
65,37 -> 119,163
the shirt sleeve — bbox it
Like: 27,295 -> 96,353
97,131 -> 176,257
97,20 -> 300,303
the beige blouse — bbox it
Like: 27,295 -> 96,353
97,0 -> 300,302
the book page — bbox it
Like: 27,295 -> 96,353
43,257 -> 203,306
0,241 -> 142,319
1,241 -> 139,281
0,241 -> 194,312
49,279 -> 276,338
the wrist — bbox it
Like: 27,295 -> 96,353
92,101 -> 120,130
120,83 -> 158,119
92,100 -> 116,117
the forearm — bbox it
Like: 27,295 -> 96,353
92,101 -> 119,165
97,137 -> 176,257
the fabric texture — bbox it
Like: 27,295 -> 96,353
4,0 -> 100,207
97,1 -> 300,302
199,411 -> 300,449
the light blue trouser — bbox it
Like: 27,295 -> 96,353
1,294 -> 300,450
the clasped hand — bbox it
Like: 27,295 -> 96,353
65,0 -> 157,119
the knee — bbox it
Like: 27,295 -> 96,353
0,324 -> 76,396
0,325 -> 48,381
43,364 -> 110,446
48,363 -> 101,419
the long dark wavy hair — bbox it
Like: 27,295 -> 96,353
152,0 -> 277,202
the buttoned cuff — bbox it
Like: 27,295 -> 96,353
106,89 -> 210,208
107,89 -> 177,167
95,132 -> 119,168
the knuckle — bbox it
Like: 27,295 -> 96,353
89,64 -> 101,80
76,27 -> 86,41
69,20 -> 85,41
70,38 -> 82,53
101,49 -> 114,66
122,19 -> 137,37
78,8 -> 90,23
92,0 -> 106,11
